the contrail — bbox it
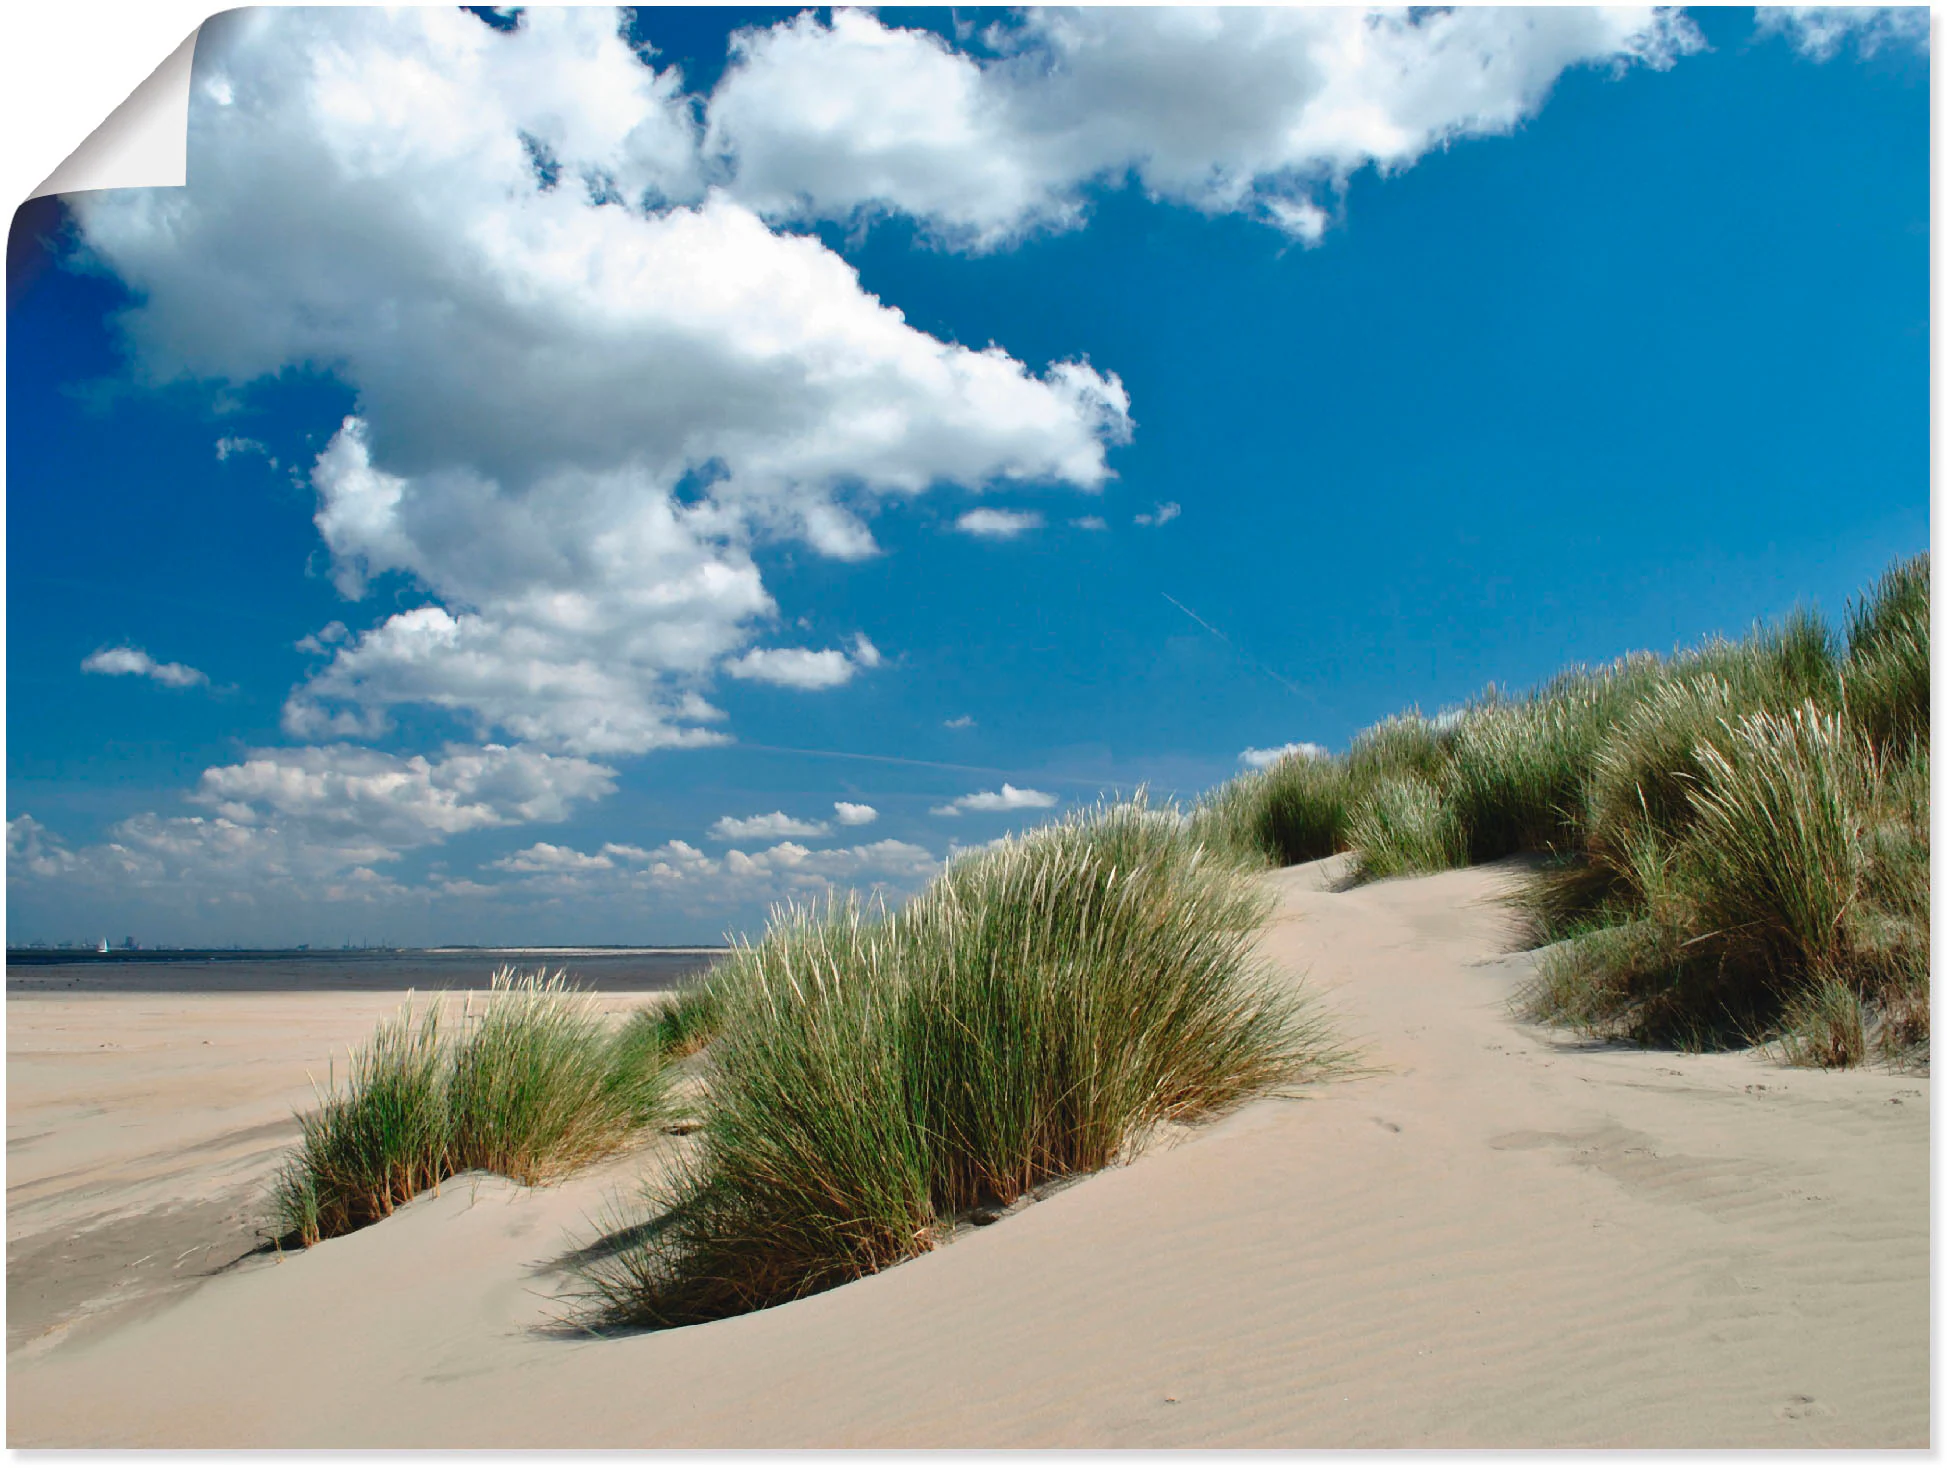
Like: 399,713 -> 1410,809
1160,592 -> 1319,705
732,742 -> 1122,788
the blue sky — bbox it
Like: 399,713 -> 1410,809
5,5 -> 1929,946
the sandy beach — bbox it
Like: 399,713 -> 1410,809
7,857 -> 1927,1448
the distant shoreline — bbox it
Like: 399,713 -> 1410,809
6,946 -> 731,967
6,947 -> 727,995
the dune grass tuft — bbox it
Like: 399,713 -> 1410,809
1684,703 -> 1877,981
1346,774 -> 1465,879
1443,688 -> 1603,863
1513,577 -> 1926,1066
447,972 -> 671,1186
1189,552 -> 1926,1068
1191,749 -> 1348,866
1843,553 -> 1930,761
269,1002 -> 448,1247
580,798 -> 1345,1328
270,969 -> 672,1247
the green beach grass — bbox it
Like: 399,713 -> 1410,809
580,797 -> 1347,1328
1190,552 -> 1929,1069
269,969 -> 673,1247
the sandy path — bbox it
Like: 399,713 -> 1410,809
8,860 -> 1928,1447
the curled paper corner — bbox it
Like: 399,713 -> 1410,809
30,26 -> 201,201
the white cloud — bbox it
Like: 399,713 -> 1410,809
833,801 -> 878,826
1133,501 -> 1181,527
473,833 -> 937,903
71,7 -> 1131,759
193,743 -> 616,844
1240,741 -> 1329,770
214,434 -> 267,461
945,833 -> 1019,859
1070,515 -> 1108,531
490,841 -> 615,874
1756,7 -> 1930,60
490,837 -> 725,890
723,641 -> 874,691
711,811 -> 832,841
8,816 -> 79,879
943,714 -> 976,729
956,506 -> 1046,539
7,810 -> 405,901
932,782 -> 1058,816
7,743 -> 617,917
706,7 -> 1701,247
721,837 -> 936,885
81,645 -> 209,689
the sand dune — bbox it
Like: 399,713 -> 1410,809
7,858 -> 1928,1447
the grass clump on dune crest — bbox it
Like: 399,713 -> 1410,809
581,798 -> 1345,1328
1442,687 -> 1606,863
1197,552 -> 1927,1067
270,969 -> 673,1248
1684,704 -> 1877,982
1191,749 -> 1348,866
1843,553 -> 1930,761
1517,564 -> 1927,1066
448,973 -> 671,1186
270,1004 -> 449,1247
1346,774 -> 1465,878
1344,711 -> 1455,793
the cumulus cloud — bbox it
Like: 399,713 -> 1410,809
706,7 -> 1701,247
723,639 -> 874,691
833,801 -> 878,826
943,714 -> 976,729
72,8 -> 1131,758
7,743 -> 618,920
7,809 -> 408,904
710,811 -> 831,841
1755,7 -> 1930,60
473,833 -> 938,904
956,506 -> 1046,539
931,783 -> 1058,815
1070,515 -> 1108,531
490,841 -> 616,874
192,743 -> 616,842
1240,741 -> 1329,770
8,816 -> 79,879
81,645 -> 209,689
722,837 -> 936,884
1133,501 -> 1181,527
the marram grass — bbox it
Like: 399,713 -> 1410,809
579,798 -> 1347,1328
269,969 -> 672,1247
1192,552 -> 1926,1068
1190,748 -> 1347,866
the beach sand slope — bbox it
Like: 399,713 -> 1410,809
7,859 -> 1927,1447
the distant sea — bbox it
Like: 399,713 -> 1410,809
5,947 -> 727,994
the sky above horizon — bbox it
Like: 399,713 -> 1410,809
6,4 -> 1930,947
